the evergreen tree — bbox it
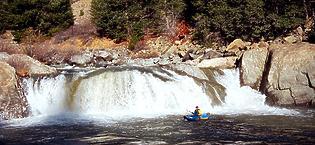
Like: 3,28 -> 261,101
91,0 -> 153,42
0,0 -> 74,41
264,0 -> 305,37
91,0 -> 306,46
153,0 -> 186,36
91,0 -> 187,49
191,0 -> 305,45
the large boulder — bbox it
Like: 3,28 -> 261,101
240,42 -> 315,107
265,43 -> 315,106
69,52 -> 93,66
7,54 -> 57,76
226,39 -> 246,53
284,35 -> 301,44
0,62 -> 28,119
240,47 -> 269,90
197,57 -> 237,69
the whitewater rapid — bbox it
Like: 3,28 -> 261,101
22,67 -> 298,120
212,69 -> 297,115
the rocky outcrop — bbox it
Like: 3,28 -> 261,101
240,42 -> 315,107
0,62 -> 28,119
197,57 -> 237,69
6,54 -> 57,77
265,43 -> 315,106
240,48 -> 269,90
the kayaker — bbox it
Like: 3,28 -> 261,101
192,106 -> 202,118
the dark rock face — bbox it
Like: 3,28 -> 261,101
240,43 -> 315,107
0,62 -> 29,119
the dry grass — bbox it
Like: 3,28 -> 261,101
31,42 -> 80,64
0,32 -> 25,54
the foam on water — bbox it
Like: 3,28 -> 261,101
23,68 -> 212,119
22,75 -> 70,116
73,69 -> 212,118
21,67 -> 298,124
212,69 -> 299,115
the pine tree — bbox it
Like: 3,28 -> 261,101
153,0 -> 186,37
0,0 -> 74,41
191,0 -> 305,45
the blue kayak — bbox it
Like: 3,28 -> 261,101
184,113 -> 212,121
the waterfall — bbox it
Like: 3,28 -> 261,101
212,69 -> 297,115
23,66 -> 215,118
22,66 -> 297,119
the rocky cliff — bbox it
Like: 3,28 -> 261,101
0,54 -> 57,119
0,62 -> 28,119
241,43 -> 315,107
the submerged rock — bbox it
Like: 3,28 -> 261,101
167,64 -> 226,105
7,54 -> 57,77
168,64 -> 209,80
0,62 -> 28,119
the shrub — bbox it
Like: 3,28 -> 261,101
12,30 -> 24,43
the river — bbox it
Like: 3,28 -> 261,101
0,66 -> 314,144
1,113 -> 315,144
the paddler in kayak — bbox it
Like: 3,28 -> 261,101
192,106 -> 202,119
184,106 -> 210,121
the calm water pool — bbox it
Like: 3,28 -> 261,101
1,112 -> 314,145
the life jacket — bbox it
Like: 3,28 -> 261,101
194,108 -> 202,116
197,109 -> 202,116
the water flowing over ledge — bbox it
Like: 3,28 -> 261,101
21,66 -> 298,121
213,69 -> 298,115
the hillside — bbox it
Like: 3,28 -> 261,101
0,0 -> 314,65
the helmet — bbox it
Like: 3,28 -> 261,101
195,106 -> 199,108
